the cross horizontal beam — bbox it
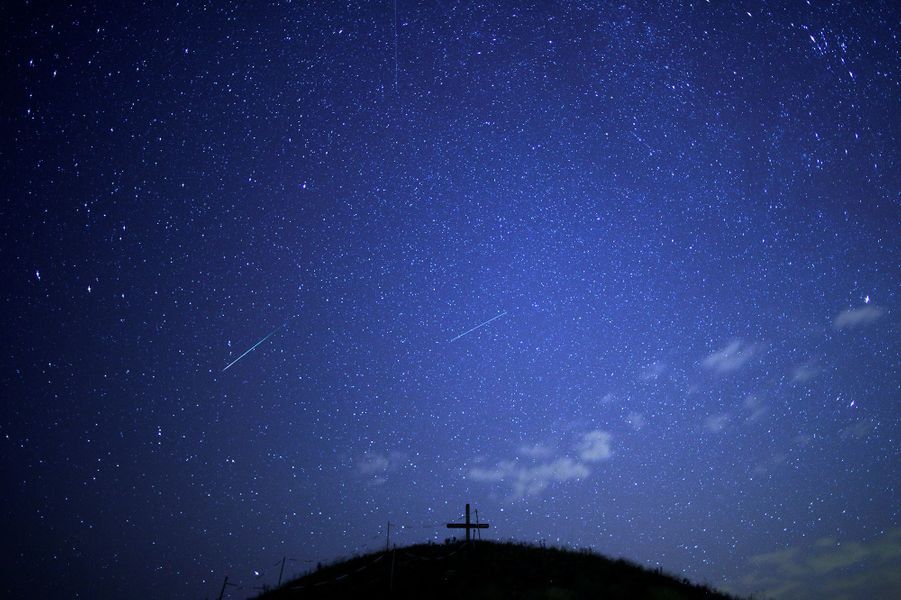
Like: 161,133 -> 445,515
445,503 -> 489,542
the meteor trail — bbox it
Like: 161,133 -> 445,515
449,311 -> 507,342
221,321 -> 287,372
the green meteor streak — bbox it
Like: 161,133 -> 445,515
449,311 -> 507,342
221,321 -> 287,372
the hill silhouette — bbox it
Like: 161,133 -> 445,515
255,540 -> 741,599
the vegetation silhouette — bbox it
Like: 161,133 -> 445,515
255,539 -> 743,599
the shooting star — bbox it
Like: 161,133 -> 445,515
221,320 -> 288,373
449,311 -> 507,342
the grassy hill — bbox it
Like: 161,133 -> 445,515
255,540 -> 741,599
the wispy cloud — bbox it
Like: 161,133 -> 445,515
702,394 -> 768,434
639,361 -> 666,382
834,305 -> 885,329
791,363 -> 820,383
704,413 -> 730,433
468,430 -> 612,497
626,412 -> 646,431
702,340 -> 759,374
468,460 -> 514,484
357,450 -> 408,485
743,395 -> 768,423
726,528 -> 901,600
470,458 -> 590,497
518,443 -> 553,459
840,418 -> 876,440
576,430 -> 613,462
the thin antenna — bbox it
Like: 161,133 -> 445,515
389,548 -> 396,592
217,576 -> 238,600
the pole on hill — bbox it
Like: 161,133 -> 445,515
386,521 -> 392,552
216,575 -> 239,599
389,548 -> 396,593
278,556 -> 286,586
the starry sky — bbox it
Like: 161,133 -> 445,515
2,1 -> 899,598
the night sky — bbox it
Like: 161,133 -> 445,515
2,1 -> 899,599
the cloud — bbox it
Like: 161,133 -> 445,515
726,528 -> 901,600
704,396 -> 766,433
357,450 -> 408,485
626,412 -> 646,431
834,305 -> 885,329
639,361 -> 666,382
577,430 -> 613,462
358,454 -> 390,474
793,433 -> 813,448
468,430 -> 612,497
704,413 -> 730,433
513,458 -> 590,496
518,443 -> 553,459
840,418 -> 876,440
469,457 -> 590,497
702,340 -> 759,374
743,395 -> 768,423
468,460 -> 515,483
791,363 -> 820,383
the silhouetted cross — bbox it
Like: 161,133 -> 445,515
446,503 -> 489,542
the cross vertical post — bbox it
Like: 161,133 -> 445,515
465,504 -> 470,541
446,503 -> 489,543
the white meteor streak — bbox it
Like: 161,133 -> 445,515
449,311 -> 507,342
221,322 -> 286,372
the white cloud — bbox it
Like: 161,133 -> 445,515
468,430 -> 612,497
704,413 -> 730,433
626,412 -> 646,431
469,460 -> 516,483
794,433 -> 813,447
357,450 -> 407,484
469,457 -> 590,497
702,340 -> 759,374
516,458 -> 590,496
791,363 -> 819,383
577,430 -> 613,462
727,528 -> 901,600
518,443 -> 553,458
358,453 -> 390,474
639,361 -> 666,382
743,395 -> 768,423
840,419 -> 876,440
834,305 -> 885,330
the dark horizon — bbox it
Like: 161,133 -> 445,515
2,1 -> 898,599
257,537 -> 741,599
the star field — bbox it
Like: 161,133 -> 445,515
2,1 -> 898,599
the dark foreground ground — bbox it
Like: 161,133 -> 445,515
255,540 -> 742,599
